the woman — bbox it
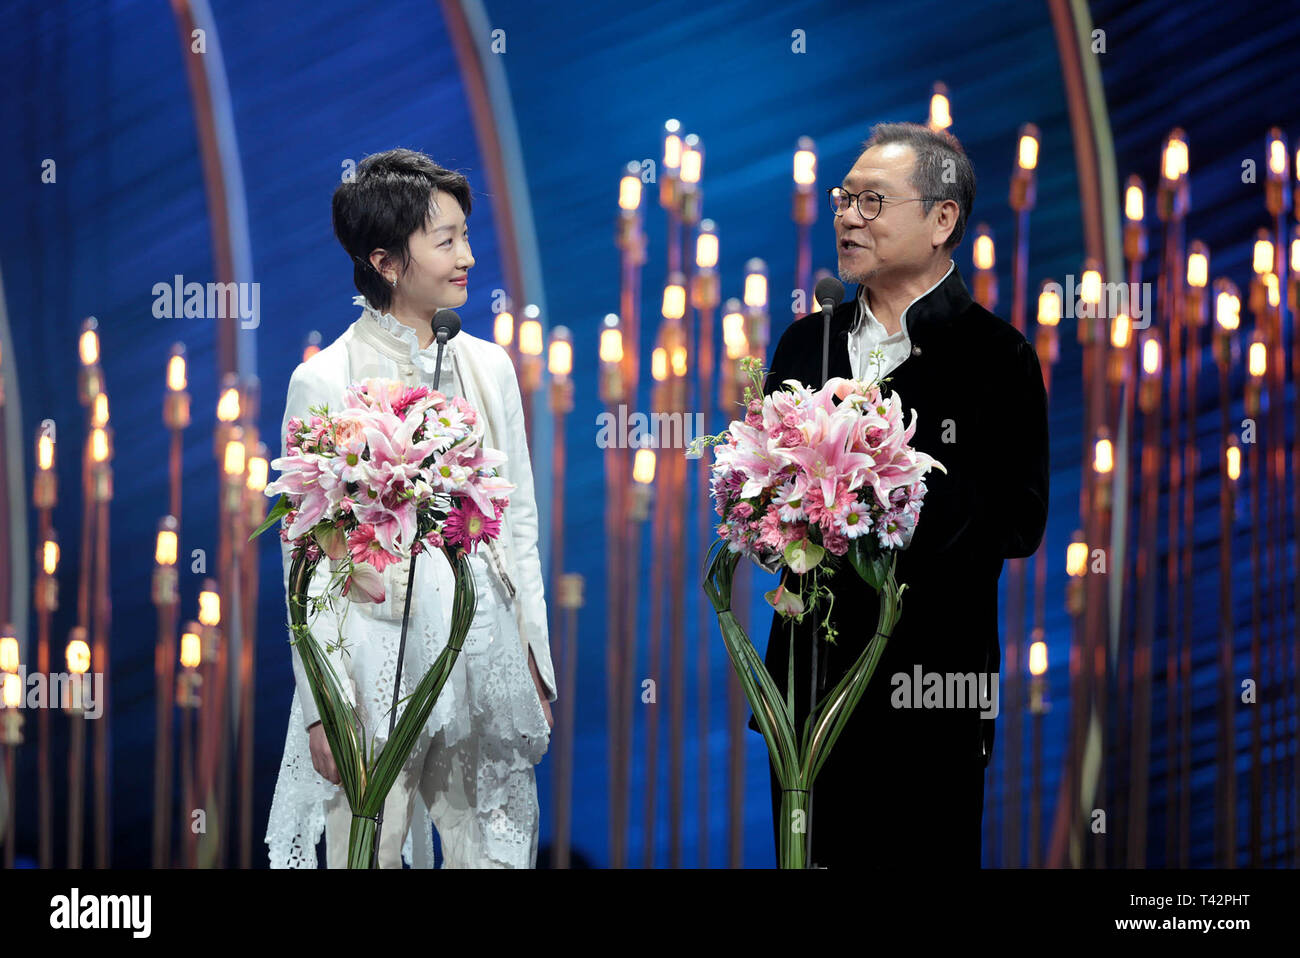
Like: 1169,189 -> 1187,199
265,149 -> 556,868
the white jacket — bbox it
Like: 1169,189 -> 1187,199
277,297 -> 557,731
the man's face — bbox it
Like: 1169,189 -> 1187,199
835,143 -> 945,285
388,189 -> 475,313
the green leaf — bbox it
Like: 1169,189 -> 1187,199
847,539 -> 888,592
248,493 -> 291,542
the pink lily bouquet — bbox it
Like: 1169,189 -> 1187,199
695,355 -> 945,868
250,377 -> 512,867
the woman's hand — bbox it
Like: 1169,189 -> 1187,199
307,721 -> 341,785
527,647 -> 554,730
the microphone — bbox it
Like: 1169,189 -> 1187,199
431,308 -> 461,392
813,277 -> 845,387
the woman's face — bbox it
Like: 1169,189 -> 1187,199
380,188 -> 475,315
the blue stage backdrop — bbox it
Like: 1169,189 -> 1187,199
0,0 -> 1294,867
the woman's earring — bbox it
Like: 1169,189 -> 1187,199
391,277 -> 397,287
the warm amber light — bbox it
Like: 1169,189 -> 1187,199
929,87 -> 952,130
0,636 -> 18,673
651,347 -> 668,382
180,628 -> 202,669
92,393 -> 109,428
66,638 -> 91,674
1125,183 -> 1144,222
680,135 -> 702,184
37,434 -> 54,471
548,329 -> 573,377
1292,237 -> 1300,274
1080,269 -> 1102,305
1111,313 -> 1131,349
1028,640 -> 1048,677
619,175 -> 642,211
42,539 -> 59,575
2,673 -> 20,708
198,588 -> 220,627
217,387 -> 240,423
1187,250 -> 1208,288
90,427 -> 109,463
1142,339 -> 1161,376
519,320 -> 543,356
1263,272 -> 1279,308
1066,539 -> 1088,577
1248,340 -> 1267,378
223,438 -> 246,477
1253,237 -> 1273,275
1017,133 -> 1039,171
1215,289 -> 1240,331
743,270 -> 768,310
79,327 -> 99,366
662,282 -> 686,320
1037,287 -> 1061,327
1268,136 -> 1286,176
246,455 -> 268,492
1162,135 -> 1188,180
722,310 -> 746,350
155,528 -> 178,566
663,120 -> 682,169
670,345 -> 687,378
973,231 -> 994,270
1226,443 -> 1241,482
599,320 -> 623,364
696,231 -> 719,270
1093,437 -> 1114,474
632,448 -> 656,484
167,353 -> 187,392
793,146 -> 816,186
494,311 -> 514,347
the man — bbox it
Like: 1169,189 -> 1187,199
753,122 -> 1049,868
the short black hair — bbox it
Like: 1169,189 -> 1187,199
332,148 -> 472,311
860,122 -> 976,251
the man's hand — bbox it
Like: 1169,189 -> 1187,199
307,721 -> 341,785
527,647 -> 554,730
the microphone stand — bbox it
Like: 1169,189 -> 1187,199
369,325 -> 450,868
804,296 -> 836,867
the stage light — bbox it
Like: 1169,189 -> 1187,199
662,279 -> 686,320
1142,339 -> 1161,376
217,386 -> 240,423
600,316 -> 623,364
1125,182 -> 1144,222
494,310 -> 514,347
167,349 -> 187,392
651,347 -> 668,382
180,624 -> 202,670
519,319 -> 543,356
548,327 -> 573,378
198,583 -> 221,627
1037,285 -> 1061,327
633,448 -> 656,484
696,223 -> 718,270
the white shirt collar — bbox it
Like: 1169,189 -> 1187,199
855,259 -> 955,339
353,294 -> 456,374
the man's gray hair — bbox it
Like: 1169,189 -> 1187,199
861,122 -> 976,251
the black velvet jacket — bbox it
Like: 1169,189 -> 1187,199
748,262 -> 1050,770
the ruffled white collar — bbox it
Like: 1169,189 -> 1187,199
353,294 -> 456,375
